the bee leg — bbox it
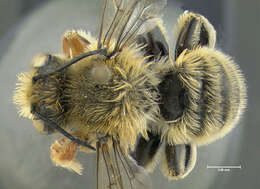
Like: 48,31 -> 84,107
175,11 -> 216,59
161,143 -> 197,179
62,31 -> 91,58
31,109 -> 96,151
50,137 -> 83,175
76,133 -> 97,153
136,25 -> 169,60
131,131 -> 162,172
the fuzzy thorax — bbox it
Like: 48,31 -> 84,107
65,44 -> 161,149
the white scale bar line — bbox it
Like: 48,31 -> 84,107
207,165 -> 242,169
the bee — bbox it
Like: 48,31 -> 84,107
13,0 -> 247,188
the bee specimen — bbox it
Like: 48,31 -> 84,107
13,0 -> 247,188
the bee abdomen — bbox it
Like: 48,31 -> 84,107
165,48 -> 246,145
161,143 -> 197,179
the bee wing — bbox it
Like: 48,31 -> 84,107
97,141 -> 152,189
98,0 -> 167,53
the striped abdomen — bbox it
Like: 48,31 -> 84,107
162,47 -> 246,145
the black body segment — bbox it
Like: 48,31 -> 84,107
136,25 -> 169,59
131,131 -> 162,171
174,12 -> 216,59
162,143 -> 197,179
175,17 -> 198,59
158,72 -> 188,121
199,23 -> 210,46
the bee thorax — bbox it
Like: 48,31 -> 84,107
65,50 -> 161,148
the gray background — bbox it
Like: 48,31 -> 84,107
0,0 -> 259,189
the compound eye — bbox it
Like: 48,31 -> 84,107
31,53 -> 50,68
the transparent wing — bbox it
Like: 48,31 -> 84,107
98,0 -> 167,54
96,139 -> 152,189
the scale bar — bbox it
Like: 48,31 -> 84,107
207,165 -> 242,169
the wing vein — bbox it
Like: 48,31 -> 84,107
98,0 -> 108,49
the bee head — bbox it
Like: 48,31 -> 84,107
14,53 -> 67,134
